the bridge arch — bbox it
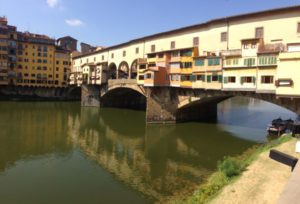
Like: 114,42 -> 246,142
108,63 -> 117,80
118,61 -> 129,79
130,59 -> 138,80
101,85 -> 146,110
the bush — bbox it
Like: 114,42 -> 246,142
217,156 -> 243,178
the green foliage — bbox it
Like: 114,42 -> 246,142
174,134 -> 293,204
217,156 -> 243,178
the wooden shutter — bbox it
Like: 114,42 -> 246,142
224,76 -> 228,84
202,75 -> 206,82
255,27 -> 264,38
252,76 -> 256,84
151,45 -> 155,52
181,75 -> 184,82
240,77 -> 244,84
193,37 -> 199,46
218,75 -> 222,83
207,75 -> 211,83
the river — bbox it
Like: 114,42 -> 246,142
0,97 -> 297,203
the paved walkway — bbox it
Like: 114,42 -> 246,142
277,160 -> 300,204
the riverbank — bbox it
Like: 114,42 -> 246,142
176,134 -> 299,204
0,85 -> 81,101
210,135 -> 298,204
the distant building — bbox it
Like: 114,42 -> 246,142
57,36 -> 77,51
80,42 -> 97,55
0,17 -> 71,88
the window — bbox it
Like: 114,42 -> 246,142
171,41 -> 175,49
138,75 -> 144,80
258,56 -> 277,65
261,76 -> 274,84
244,58 -> 256,66
140,64 -> 146,69
151,44 -> 155,52
241,76 -> 255,84
102,55 -> 104,60
212,75 -> 218,82
298,22 -> 300,33
243,43 -> 249,49
56,61 -> 59,65
111,53 -> 114,59
158,53 -> 164,58
221,32 -> 227,42
148,53 -> 156,58
208,58 -> 220,66
193,37 -> 199,46
255,27 -> 264,38
56,67 -> 59,71
123,50 -> 126,57
275,79 -> 293,87
180,62 -> 192,68
224,76 -> 236,83
196,75 -> 204,81
251,43 -> 257,49
195,59 -> 204,66
172,51 -> 179,57
180,49 -> 192,57
43,46 -> 47,52
56,74 -> 59,78
136,47 -> 139,54
94,57 -> 96,61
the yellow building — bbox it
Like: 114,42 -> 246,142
180,47 -> 198,88
276,48 -> 300,97
15,32 -> 70,88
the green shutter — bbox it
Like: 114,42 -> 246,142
244,59 -> 247,66
181,75 -> 184,82
190,75 -> 195,82
218,75 -> 222,83
215,58 -> 220,65
253,76 -> 256,84
207,75 -> 211,83
202,74 -> 206,82
212,72 -> 218,76
240,77 -> 244,84
187,50 -> 192,57
224,76 -> 228,84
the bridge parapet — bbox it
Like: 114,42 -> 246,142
108,79 -> 137,87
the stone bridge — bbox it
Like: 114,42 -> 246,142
81,79 -> 300,123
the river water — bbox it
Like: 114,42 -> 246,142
0,97 -> 297,203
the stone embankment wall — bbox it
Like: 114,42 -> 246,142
0,85 -> 81,101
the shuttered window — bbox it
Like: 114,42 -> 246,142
151,45 -> 155,52
193,37 -> 199,46
255,27 -> 264,38
208,58 -> 220,66
221,32 -> 227,42
298,22 -> 300,33
171,41 -> 175,49
207,75 -> 211,83
218,75 -> 222,83
195,59 -> 204,66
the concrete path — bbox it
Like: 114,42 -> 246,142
277,161 -> 300,204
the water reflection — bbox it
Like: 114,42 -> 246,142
0,97 -> 296,203
70,106 -> 257,202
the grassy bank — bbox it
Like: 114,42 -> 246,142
174,134 -> 293,204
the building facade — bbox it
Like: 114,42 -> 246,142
71,5 -> 300,99
0,17 -> 71,88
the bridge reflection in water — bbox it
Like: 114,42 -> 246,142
69,105 -> 258,202
1,98 -> 293,203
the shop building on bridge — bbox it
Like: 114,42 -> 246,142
71,5 -> 300,98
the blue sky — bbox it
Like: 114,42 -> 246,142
0,0 -> 299,50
